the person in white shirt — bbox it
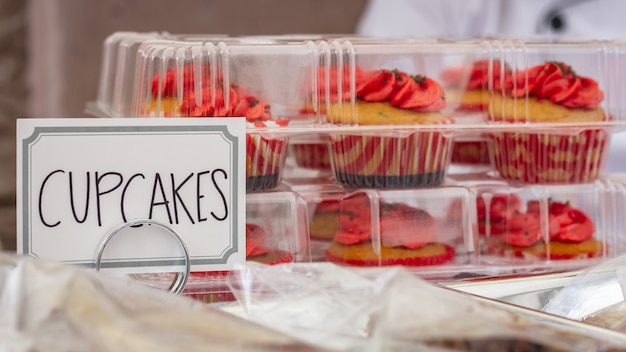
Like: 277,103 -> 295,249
357,0 -> 626,172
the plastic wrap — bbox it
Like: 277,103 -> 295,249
221,261 -> 626,351
5,251 -> 626,351
447,270 -> 579,310
543,252 -> 626,333
0,254 -> 324,352
447,251 -> 626,336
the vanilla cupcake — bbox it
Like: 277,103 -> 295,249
146,65 -> 290,191
489,61 -> 608,183
486,198 -> 604,260
325,193 -> 455,266
441,59 -> 509,113
290,66 -> 361,171
327,68 -> 453,188
441,59 -> 509,165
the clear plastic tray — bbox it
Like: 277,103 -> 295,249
133,189 -> 309,304
88,33 -> 626,191
284,174 -> 626,281
133,173 -> 626,303
86,32 -> 626,305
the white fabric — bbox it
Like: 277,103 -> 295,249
357,0 -> 626,39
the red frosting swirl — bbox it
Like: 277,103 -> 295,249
356,69 -> 446,112
509,62 -> 603,110
500,199 -> 595,247
333,194 -> 437,249
314,198 -> 342,214
441,59 -> 510,91
316,66 -> 365,101
246,223 -> 268,257
150,65 -> 289,126
178,83 -> 289,126
151,64 -> 218,98
477,193 -> 523,235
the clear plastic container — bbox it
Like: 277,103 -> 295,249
86,33 -> 626,308
90,33 -> 626,190
90,33 -> 322,191
439,52 -> 496,165
485,40 -> 618,183
280,174 -> 626,281
135,189 -> 308,304
321,188 -> 469,270
473,182 -> 616,262
291,186 -> 349,262
132,174 -> 626,298
90,31 -> 169,118
316,39 -> 485,188
287,134 -> 332,171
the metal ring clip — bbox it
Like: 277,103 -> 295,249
94,219 -> 190,295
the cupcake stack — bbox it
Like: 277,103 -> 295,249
89,34 -> 626,295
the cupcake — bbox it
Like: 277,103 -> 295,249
308,196 -> 343,262
476,193 -> 523,236
309,198 -> 342,241
148,66 -> 290,191
243,223 -> 294,266
325,193 -> 455,266
186,223 -> 293,303
487,199 -> 604,260
289,141 -> 331,170
327,68 -> 453,188
441,59 -> 509,165
489,61 -> 609,183
291,66 -> 360,171
441,59 -> 509,113
449,141 -> 491,165
302,65 -> 360,114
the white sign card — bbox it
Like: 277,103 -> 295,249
17,118 -> 246,272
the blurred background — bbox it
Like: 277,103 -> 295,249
0,0 -> 369,250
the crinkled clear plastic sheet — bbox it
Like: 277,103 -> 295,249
543,252 -> 626,333
0,254 -> 325,352
223,262 -> 626,351
446,270 -> 580,310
